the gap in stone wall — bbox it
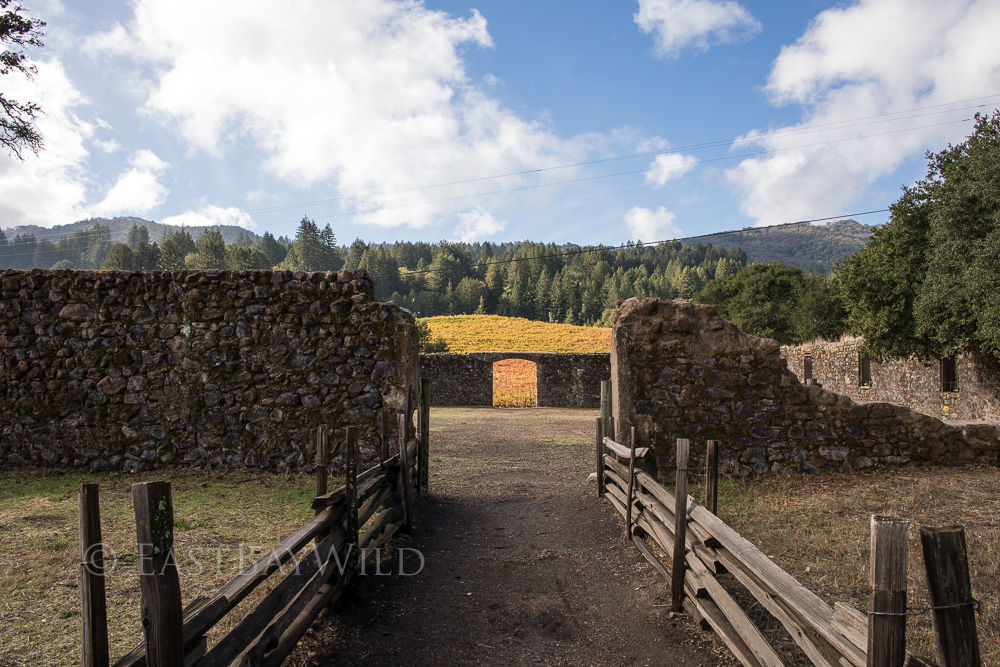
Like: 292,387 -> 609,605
493,358 -> 537,408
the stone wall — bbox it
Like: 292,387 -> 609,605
781,338 -> 1000,422
420,352 -> 610,408
0,268 -> 419,473
611,298 -> 999,478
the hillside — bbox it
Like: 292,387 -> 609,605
421,315 -> 611,353
683,219 -> 872,273
3,217 -> 258,245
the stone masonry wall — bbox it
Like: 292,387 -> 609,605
0,268 -> 419,474
420,352 -> 610,408
611,298 -> 999,479
781,338 -> 1000,422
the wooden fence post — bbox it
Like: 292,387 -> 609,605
345,426 -> 360,564
380,411 -> 390,461
626,427 -> 637,539
600,381 -> 611,440
405,383 -> 413,447
79,483 -> 109,667
398,413 -> 414,532
868,515 -> 910,667
920,526 -> 981,667
419,377 -> 430,495
672,438 -> 690,612
595,418 -> 605,498
133,481 -> 184,667
315,424 -> 328,497
705,440 -> 719,515
315,425 -> 328,544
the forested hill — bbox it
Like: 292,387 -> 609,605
4,217 -> 256,246
0,215 -> 867,326
683,219 -> 872,272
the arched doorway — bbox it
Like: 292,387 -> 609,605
493,358 -> 537,407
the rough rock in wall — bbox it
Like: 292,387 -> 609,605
781,337 -> 1000,422
611,298 -> 999,478
0,268 -> 418,474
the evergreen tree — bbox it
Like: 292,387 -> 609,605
126,224 -> 150,250
32,238 -> 55,268
227,245 -> 272,270
254,231 -> 287,266
159,229 -> 196,269
186,227 -> 227,268
101,243 -> 135,270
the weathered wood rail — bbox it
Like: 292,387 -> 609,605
78,383 -> 431,667
596,420 -> 983,667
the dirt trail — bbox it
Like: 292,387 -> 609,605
289,408 -> 735,667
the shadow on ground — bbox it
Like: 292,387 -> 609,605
287,408 -> 736,667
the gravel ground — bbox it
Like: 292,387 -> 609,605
287,407 -> 737,667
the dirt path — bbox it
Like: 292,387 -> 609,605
289,408 -> 736,667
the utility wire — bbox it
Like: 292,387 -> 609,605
4,98 -> 994,251
268,116 -> 972,228
244,94 -> 1000,214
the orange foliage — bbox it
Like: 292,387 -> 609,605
493,359 -> 536,408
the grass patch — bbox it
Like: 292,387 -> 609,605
0,468 -> 328,666
689,464 -> 999,665
540,436 -> 581,447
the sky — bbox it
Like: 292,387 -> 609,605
1,0 -> 999,247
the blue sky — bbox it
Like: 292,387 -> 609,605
2,0 -> 999,247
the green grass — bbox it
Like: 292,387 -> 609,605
0,468 -> 328,667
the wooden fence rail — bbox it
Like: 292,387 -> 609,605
595,420 -> 982,667
79,406 -> 426,667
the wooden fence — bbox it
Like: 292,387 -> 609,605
78,380 -> 432,667
596,420 -> 982,667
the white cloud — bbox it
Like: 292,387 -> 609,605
87,0 -> 585,230
93,138 -> 122,153
453,207 -> 506,242
0,59 -> 93,227
623,206 -> 682,241
635,0 -> 760,58
89,149 -> 169,217
161,205 -> 256,229
726,0 -> 1000,225
645,153 -> 698,186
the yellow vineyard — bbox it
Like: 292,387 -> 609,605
420,315 -> 610,408
420,315 -> 611,353
492,359 -> 537,408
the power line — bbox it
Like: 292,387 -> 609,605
5,96 -> 995,250
244,94 -> 1000,215
270,116 -> 973,228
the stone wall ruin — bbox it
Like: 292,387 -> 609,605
0,268 -> 419,473
420,352 -> 610,408
611,298 -> 999,478
781,337 -> 1000,422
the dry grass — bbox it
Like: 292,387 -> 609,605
696,464 -> 999,665
0,469 -> 323,667
421,314 -> 611,353
493,358 -> 537,408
